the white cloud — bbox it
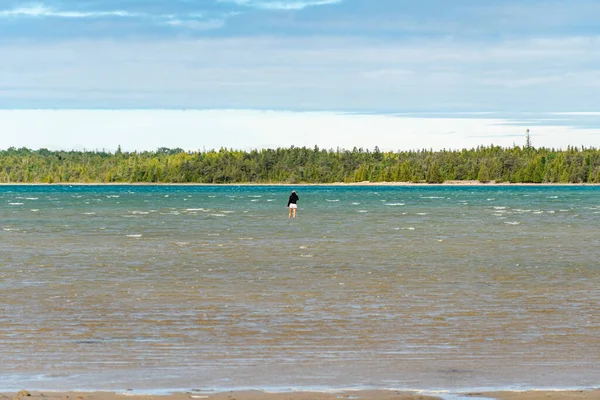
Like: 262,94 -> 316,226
0,3 -> 225,30
552,112 -> 600,116
0,109 -> 598,153
218,0 -> 343,11
164,18 -> 226,30
1,36 -> 599,111
0,4 -> 140,18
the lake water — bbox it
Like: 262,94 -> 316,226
1,185 -> 599,393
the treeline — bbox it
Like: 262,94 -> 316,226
1,145 -> 600,184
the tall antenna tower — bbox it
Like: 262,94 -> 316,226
525,129 -> 532,149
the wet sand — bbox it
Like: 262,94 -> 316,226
3,390 -> 600,400
479,391 -> 600,400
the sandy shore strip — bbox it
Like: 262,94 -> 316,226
1,181 -> 600,186
3,390 -> 600,400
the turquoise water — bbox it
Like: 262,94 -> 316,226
0,185 -> 599,392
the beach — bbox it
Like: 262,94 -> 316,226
3,390 -> 600,400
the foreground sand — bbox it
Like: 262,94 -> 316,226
4,390 -> 600,400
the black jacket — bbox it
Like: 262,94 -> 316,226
287,192 -> 299,207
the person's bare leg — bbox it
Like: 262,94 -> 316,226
292,208 -> 297,218
289,207 -> 292,218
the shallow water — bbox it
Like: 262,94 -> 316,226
0,185 -> 598,392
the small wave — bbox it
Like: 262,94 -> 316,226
209,213 -> 226,217
164,195 -> 169,198
8,202 -> 23,205
186,208 -> 209,212
505,221 -> 521,225
403,227 -> 416,231
352,202 -> 360,205
358,210 -> 368,213
126,234 -> 143,238
301,254 -> 313,258
421,196 -> 445,199
131,211 -> 150,215
248,195 -> 262,198
548,196 -> 559,199
326,199 -> 340,202
385,203 -> 405,206
106,195 -> 120,198
416,212 -> 428,215
207,233 -> 220,236
494,206 -> 507,210
250,199 -> 260,202
30,209 -> 39,212
26,197 -> 39,200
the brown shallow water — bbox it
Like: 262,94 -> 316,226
0,185 -> 599,392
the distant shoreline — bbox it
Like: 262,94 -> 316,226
0,181 -> 599,187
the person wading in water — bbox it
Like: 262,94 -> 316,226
287,190 -> 299,218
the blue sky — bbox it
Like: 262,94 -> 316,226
1,0 -> 599,150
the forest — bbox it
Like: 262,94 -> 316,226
1,144 -> 600,184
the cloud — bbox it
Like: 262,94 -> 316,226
1,109 -> 599,153
218,0 -> 343,11
0,4 -> 140,18
1,35 -> 599,112
0,2 -> 228,30
553,112 -> 600,116
164,18 -> 226,30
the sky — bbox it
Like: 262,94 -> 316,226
1,0 -> 599,151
